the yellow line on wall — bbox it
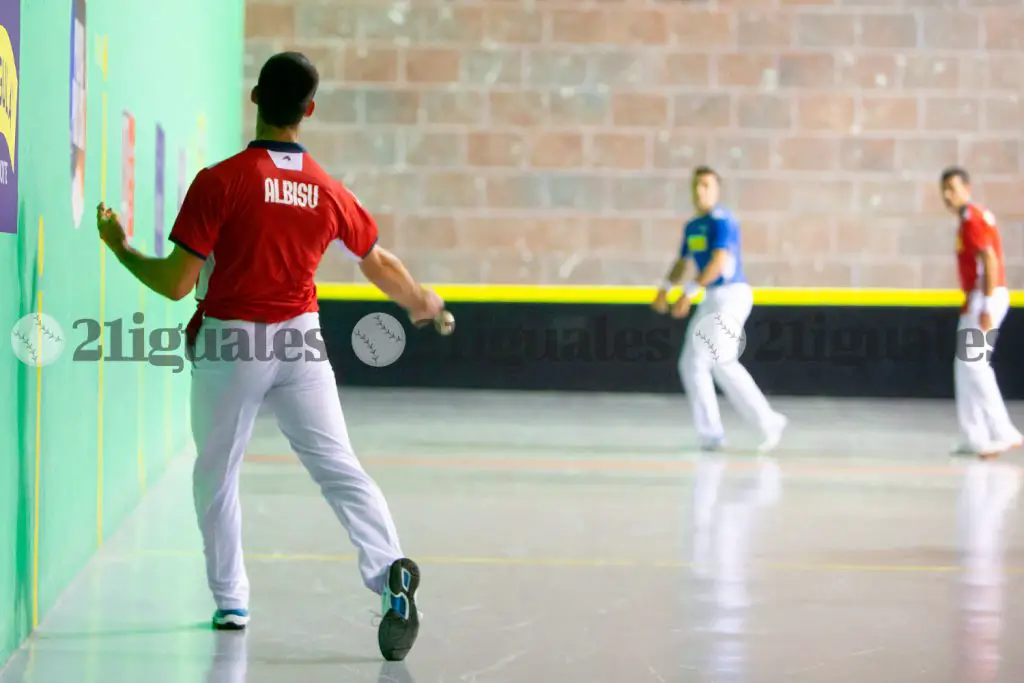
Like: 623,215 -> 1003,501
31,217 -> 44,628
315,282 -> 1024,308
164,308 -> 171,465
137,289 -> 146,493
97,257 -> 105,543
97,64 -> 108,547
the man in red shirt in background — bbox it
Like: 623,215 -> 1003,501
96,52 -> 441,661
941,166 -> 1022,460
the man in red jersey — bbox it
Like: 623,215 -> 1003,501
95,52 -> 439,661
941,166 -> 1022,460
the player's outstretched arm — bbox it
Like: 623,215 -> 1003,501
660,257 -> 689,291
96,203 -> 203,301
359,245 -> 444,324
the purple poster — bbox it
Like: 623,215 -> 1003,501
155,125 -> 165,256
177,147 -> 186,211
0,0 -> 20,234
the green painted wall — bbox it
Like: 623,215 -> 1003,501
0,0 -> 243,664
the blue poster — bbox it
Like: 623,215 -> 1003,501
155,125 -> 165,255
0,0 -> 20,234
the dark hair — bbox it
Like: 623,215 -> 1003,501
940,166 -> 969,185
255,52 -> 319,128
692,165 -> 719,182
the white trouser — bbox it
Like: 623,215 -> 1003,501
679,283 -> 781,443
190,312 -> 403,610
955,287 -> 1021,453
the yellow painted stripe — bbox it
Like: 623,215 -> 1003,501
98,267 -> 105,547
97,86 -> 107,547
137,289 -> 146,493
164,308 -> 171,465
98,35 -> 108,80
31,218 -> 43,628
109,549 -> 1024,575
33,296 -> 41,628
316,282 -> 1024,308
99,92 -> 108,204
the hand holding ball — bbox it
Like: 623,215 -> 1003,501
414,310 -> 455,336
433,310 -> 455,335
411,287 -> 454,335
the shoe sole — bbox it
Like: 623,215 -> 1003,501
212,614 -> 249,631
378,559 -> 420,662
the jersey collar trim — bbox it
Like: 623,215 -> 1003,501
247,140 -> 306,153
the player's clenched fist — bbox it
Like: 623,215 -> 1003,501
410,286 -> 444,322
651,289 -> 669,314
96,202 -> 127,250
671,295 -> 692,319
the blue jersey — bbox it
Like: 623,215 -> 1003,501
679,207 -> 746,287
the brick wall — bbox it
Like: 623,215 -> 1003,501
244,0 -> 1024,288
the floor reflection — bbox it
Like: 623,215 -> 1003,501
199,630 -> 416,683
956,460 -> 1021,683
688,456 -> 783,682
204,632 -> 247,683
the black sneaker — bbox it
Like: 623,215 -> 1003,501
378,558 -> 420,661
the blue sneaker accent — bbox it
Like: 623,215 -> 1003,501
390,593 -> 410,620
212,609 -> 249,630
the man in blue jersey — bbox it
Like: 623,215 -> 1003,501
653,166 -> 787,451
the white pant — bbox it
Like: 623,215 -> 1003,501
190,312 -> 403,610
955,288 -> 1021,453
679,283 -> 782,443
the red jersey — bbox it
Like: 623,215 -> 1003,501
170,140 -> 378,324
956,203 -> 1006,300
